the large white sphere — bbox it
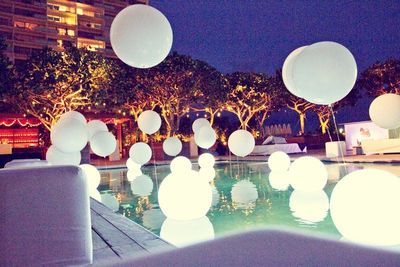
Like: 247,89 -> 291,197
282,46 -> 308,97
79,164 -> 101,190
126,158 -> 141,170
90,131 -> 117,157
137,110 -> 162,135
228,130 -> 255,157
129,142 -> 152,165
170,156 -> 192,174
268,151 -> 291,172
87,120 -> 108,139
110,4 -> 173,68
192,118 -> 210,133
194,126 -> 216,149
163,137 -> 182,156
158,170 -> 212,220
51,118 -> 88,153
369,93 -> 400,129
290,190 -> 329,223
126,169 -> 142,181
231,180 -> 258,209
288,156 -> 328,192
160,216 -> 214,247
199,167 -> 216,182
100,193 -> 119,212
330,169 -> 400,246
130,175 -> 154,196
292,41 -> 357,105
198,153 -> 215,168
143,209 -> 166,231
58,111 -> 86,124
268,171 -> 290,191
46,145 -> 81,166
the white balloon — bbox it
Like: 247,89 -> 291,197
194,126 -> 216,149
46,145 -> 81,166
79,164 -> 101,190
138,110 -> 162,135
91,189 -> 101,202
101,193 -> 119,212
110,4 -> 172,68
126,158 -> 141,170
228,130 -> 255,157
163,137 -> 182,156
130,175 -> 154,197
330,169 -> 400,246
51,118 -> 88,153
199,167 -> 216,182
160,217 -> 214,247
143,209 -> 166,231
288,156 -> 328,192
192,118 -> 210,133
58,111 -> 86,124
290,190 -> 329,223
90,131 -> 117,157
158,170 -> 212,220
268,151 -> 291,172
198,153 -> 215,168
170,156 -> 192,174
369,93 -> 400,129
268,171 -> 290,191
126,169 -> 143,181
129,142 -> 152,165
87,120 -> 108,139
292,41 -> 357,105
282,46 -> 308,97
231,180 -> 258,210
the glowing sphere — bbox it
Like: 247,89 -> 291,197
130,175 -> 154,196
199,167 -> 216,182
228,130 -> 255,157
198,153 -> 215,168
163,137 -> 182,156
282,45 -> 308,97
110,4 -> 173,68
90,131 -> 117,157
289,190 -> 329,223
192,118 -> 210,133
87,120 -> 108,139
160,216 -> 214,247
51,118 -> 88,153
129,142 -> 152,165
143,209 -> 166,231
268,171 -> 290,191
126,158 -> 141,170
369,93 -> 400,129
91,189 -> 101,202
58,111 -> 86,124
46,145 -> 81,166
231,180 -> 258,209
126,169 -> 142,181
170,156 -> 192,174
79,164 -> 101,190
330,169 -> 400,246
158,170 -> 212,220
137,110 -> 162,135
194,126 -> 216,149
292,41 -> 357,105
268,151 -> 291,172
100,193 -> 119,212
288,156 -> 328,192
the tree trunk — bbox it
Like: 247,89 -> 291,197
299,113 -> 306,134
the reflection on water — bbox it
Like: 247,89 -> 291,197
98,161 -> 399,243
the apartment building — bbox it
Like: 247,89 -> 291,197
0,0 -> 149,63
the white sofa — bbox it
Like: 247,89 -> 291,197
361,138 -> 400,154
0,165 -> 92,266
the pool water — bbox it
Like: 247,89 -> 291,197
98,161 -> 398,247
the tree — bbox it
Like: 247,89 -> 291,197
357,58 -> 400,97
13,45 -> 121,131
224,72 -> 279,131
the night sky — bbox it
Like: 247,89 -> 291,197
151,0 -> 400,132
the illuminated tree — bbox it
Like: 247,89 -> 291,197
358,58 -> 400,97
13,45 -> 120,131
224,72 -> 279,131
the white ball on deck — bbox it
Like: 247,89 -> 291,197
330,169 -> 400,246
268,151 -> 291,172
288,156 -> 327,192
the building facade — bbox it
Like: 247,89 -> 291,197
0,0 -> 148,63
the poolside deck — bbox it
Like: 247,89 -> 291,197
90,198 -> 173,263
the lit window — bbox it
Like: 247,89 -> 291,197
77,8 -> 83,15
67,29 -> 75,36
57,40 -> 63,47
58,28 -> 66,35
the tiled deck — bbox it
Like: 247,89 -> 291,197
90,198 -> 173,263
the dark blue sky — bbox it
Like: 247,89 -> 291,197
151,1 -> 400,132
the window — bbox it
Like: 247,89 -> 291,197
67,29 -> 75,36
48,15 -> 61,22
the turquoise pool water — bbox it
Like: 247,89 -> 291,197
98,161 -> 400,246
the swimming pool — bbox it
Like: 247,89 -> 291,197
98,161 -> 399,247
